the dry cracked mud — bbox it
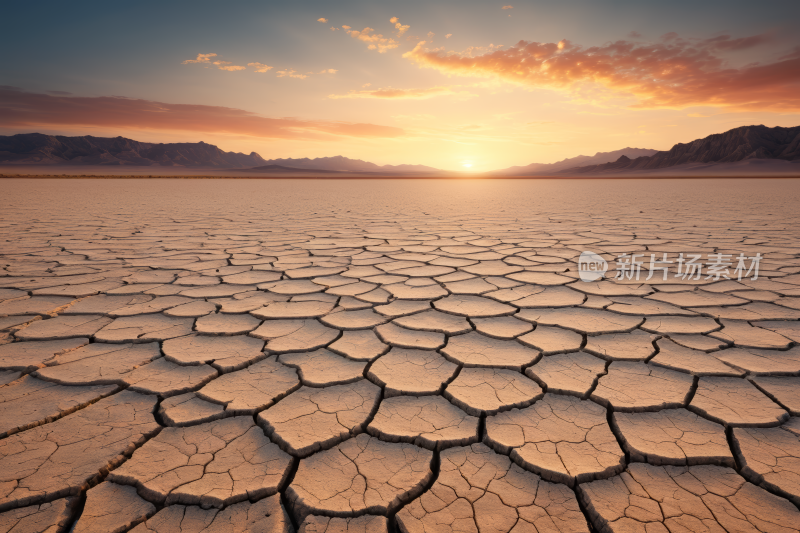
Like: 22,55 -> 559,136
579,462 -> 800,532
0,390 -> 159,512
286,434 -> 433,522
367,395 -> 479,450
485,394 -> 625,487
3,185 -> 800,532
258,380 -> 381,457
444,367 -> 543,416
107,416 -> 292,509
613,409 -> 735,466
396,443 -> 590,533
128,494 -> 293,532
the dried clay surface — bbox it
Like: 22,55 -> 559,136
3,180 -> 800,531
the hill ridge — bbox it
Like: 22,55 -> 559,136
557,125 -> 800,175
0,133 -> 267,168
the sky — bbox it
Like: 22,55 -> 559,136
1,0 -> 799,171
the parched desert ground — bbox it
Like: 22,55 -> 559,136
1,178 -> 800,533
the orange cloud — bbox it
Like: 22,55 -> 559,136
182,53 -> 217,64
317,17 -> 328,23
320,69 -> 338,74
183,54 -> 245,71
0,87 -> 405,140
213,61 -> 246,72
390,17 -> 410,37
403,34 -> 800,111
344,26 -> 399,53
329,85 -> 476,100
446,34 -> 453,39
276,69 -> 309,79
248,62 -> 273,73
502,5 -> 514,9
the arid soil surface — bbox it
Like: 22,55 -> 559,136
1,178 -> 800,532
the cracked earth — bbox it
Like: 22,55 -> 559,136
1,178 -> 800,532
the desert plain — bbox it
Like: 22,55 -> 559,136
1,177 -> 800,533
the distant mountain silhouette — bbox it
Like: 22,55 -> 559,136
3,126 -> 798,177
0,134 -> 267,168
259,155 -> 440,173
0,134 -> 442,173
239,164 -> 342,173
493,148 -> 659,176
557,125 -> 800,175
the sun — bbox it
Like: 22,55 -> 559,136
461,160 -> 474,169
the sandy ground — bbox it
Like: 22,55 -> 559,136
1,178 -> 800,532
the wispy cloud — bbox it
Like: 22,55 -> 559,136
182,53 -> 217,64
390,17 -> 410,37
276,69 -> 309,79
319,69 -> 338,74
0,87 -> 405,140
317,17 -> 328,23
402,33 -> 800,111
183,53 -> 245,71
446,34 -> 452,39
213,61 -> 246,72
248,62 -> 273,73
343,24 -> 399,53
502,5 -> 514,9
329,85 -> 476,100
780,45 -> 800,60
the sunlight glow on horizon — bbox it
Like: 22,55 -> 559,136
1,1 -> 798,171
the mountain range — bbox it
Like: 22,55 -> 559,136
0,133 -> 267,168
0,134 -> 440,173
493,148 -> 659,176
1,125 -> 799,176
553,125 -> 800,176
253,156 -> 439,173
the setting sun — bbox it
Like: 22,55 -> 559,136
1,1 -> 798,171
